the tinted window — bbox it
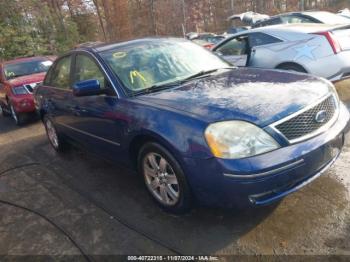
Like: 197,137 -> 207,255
216,37 -> 248,56
249,33 -> 282,47
280,15 -> 315,24
49,56 -> 71,89
74,55 -> 107,89
4,59 -> 53,80
255,17 -> 281,27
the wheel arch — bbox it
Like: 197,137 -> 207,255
275,62 -> 308,73
128,132 -> 183,171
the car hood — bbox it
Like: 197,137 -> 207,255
7,72 -> 46,87
136,68 -> 331,127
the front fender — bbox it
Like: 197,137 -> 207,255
123,99 -> 212,160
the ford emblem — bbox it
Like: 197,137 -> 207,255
315,110 -> 327,123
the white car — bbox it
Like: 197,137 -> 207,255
213,23 -> 350,81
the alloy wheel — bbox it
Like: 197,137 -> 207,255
45,119 -> 59,149
143,152 -> 180,206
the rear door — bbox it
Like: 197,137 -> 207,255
41,55 -> 75,130
214,35 -> 249,66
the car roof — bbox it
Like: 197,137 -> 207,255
75,37 -> 188,53
2,56 -> 52,65
259,10 -> 332,20
234,23 -> 344,36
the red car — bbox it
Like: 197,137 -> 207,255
0,56 -> 55,125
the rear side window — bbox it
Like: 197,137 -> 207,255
48,56 -> 72,89
249,32 -> 282,47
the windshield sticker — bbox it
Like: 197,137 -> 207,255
5,71 -> 15,78
113,52 -> 127,59
130,70 -> 147,84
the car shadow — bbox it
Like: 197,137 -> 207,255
3,133 -> 349,255
0,115 -> 39,135
14,135 -> 277,255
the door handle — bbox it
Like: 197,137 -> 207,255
69,106 -> 87,115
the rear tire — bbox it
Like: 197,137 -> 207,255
138,142 -> 192,214
9,103 -> 25,126
0,104 -> 10,117
43,116 -> 68,152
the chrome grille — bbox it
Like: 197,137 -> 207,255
275,95 -> 337,142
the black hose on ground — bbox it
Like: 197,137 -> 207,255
0,162 -> 183,255
0,163 -> 41,177
0,199 -> 92,262
47,165 -> 183,255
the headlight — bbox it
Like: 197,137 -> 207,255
320,78 -> 340,104
205,121 -> 280,159
12,86 -> 28,95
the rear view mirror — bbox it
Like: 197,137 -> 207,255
73,79 -> 104,97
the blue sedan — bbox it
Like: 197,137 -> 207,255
34,38 -> 350,213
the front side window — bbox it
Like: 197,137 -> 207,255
216,37 -> 248,56
49,56 -> 71,89
4,59 -> 53,80
100,40 -> 230,94
74,55 -> 107,89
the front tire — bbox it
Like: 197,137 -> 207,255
138,142 -> 192,214
43,116 -> 68,152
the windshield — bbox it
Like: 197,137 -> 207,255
4,59 -> 53,80
100,40 -> 231,95
310,12 -> 350,24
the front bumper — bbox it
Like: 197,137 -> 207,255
11,94 -> 36,113
183,103 -> 350,208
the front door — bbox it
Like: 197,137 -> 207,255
68,53 -> 123,160
215,36 -> 249,67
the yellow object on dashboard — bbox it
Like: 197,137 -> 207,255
130,70 -> 147,84
113,52 -> 127,59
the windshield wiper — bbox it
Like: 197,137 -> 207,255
131,81 -> 182,96
130,67 -> 234,97
181,67 -> 234,82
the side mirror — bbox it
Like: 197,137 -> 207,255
73,79 -> 104,97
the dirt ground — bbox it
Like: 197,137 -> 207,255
0,104 -> 350,260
